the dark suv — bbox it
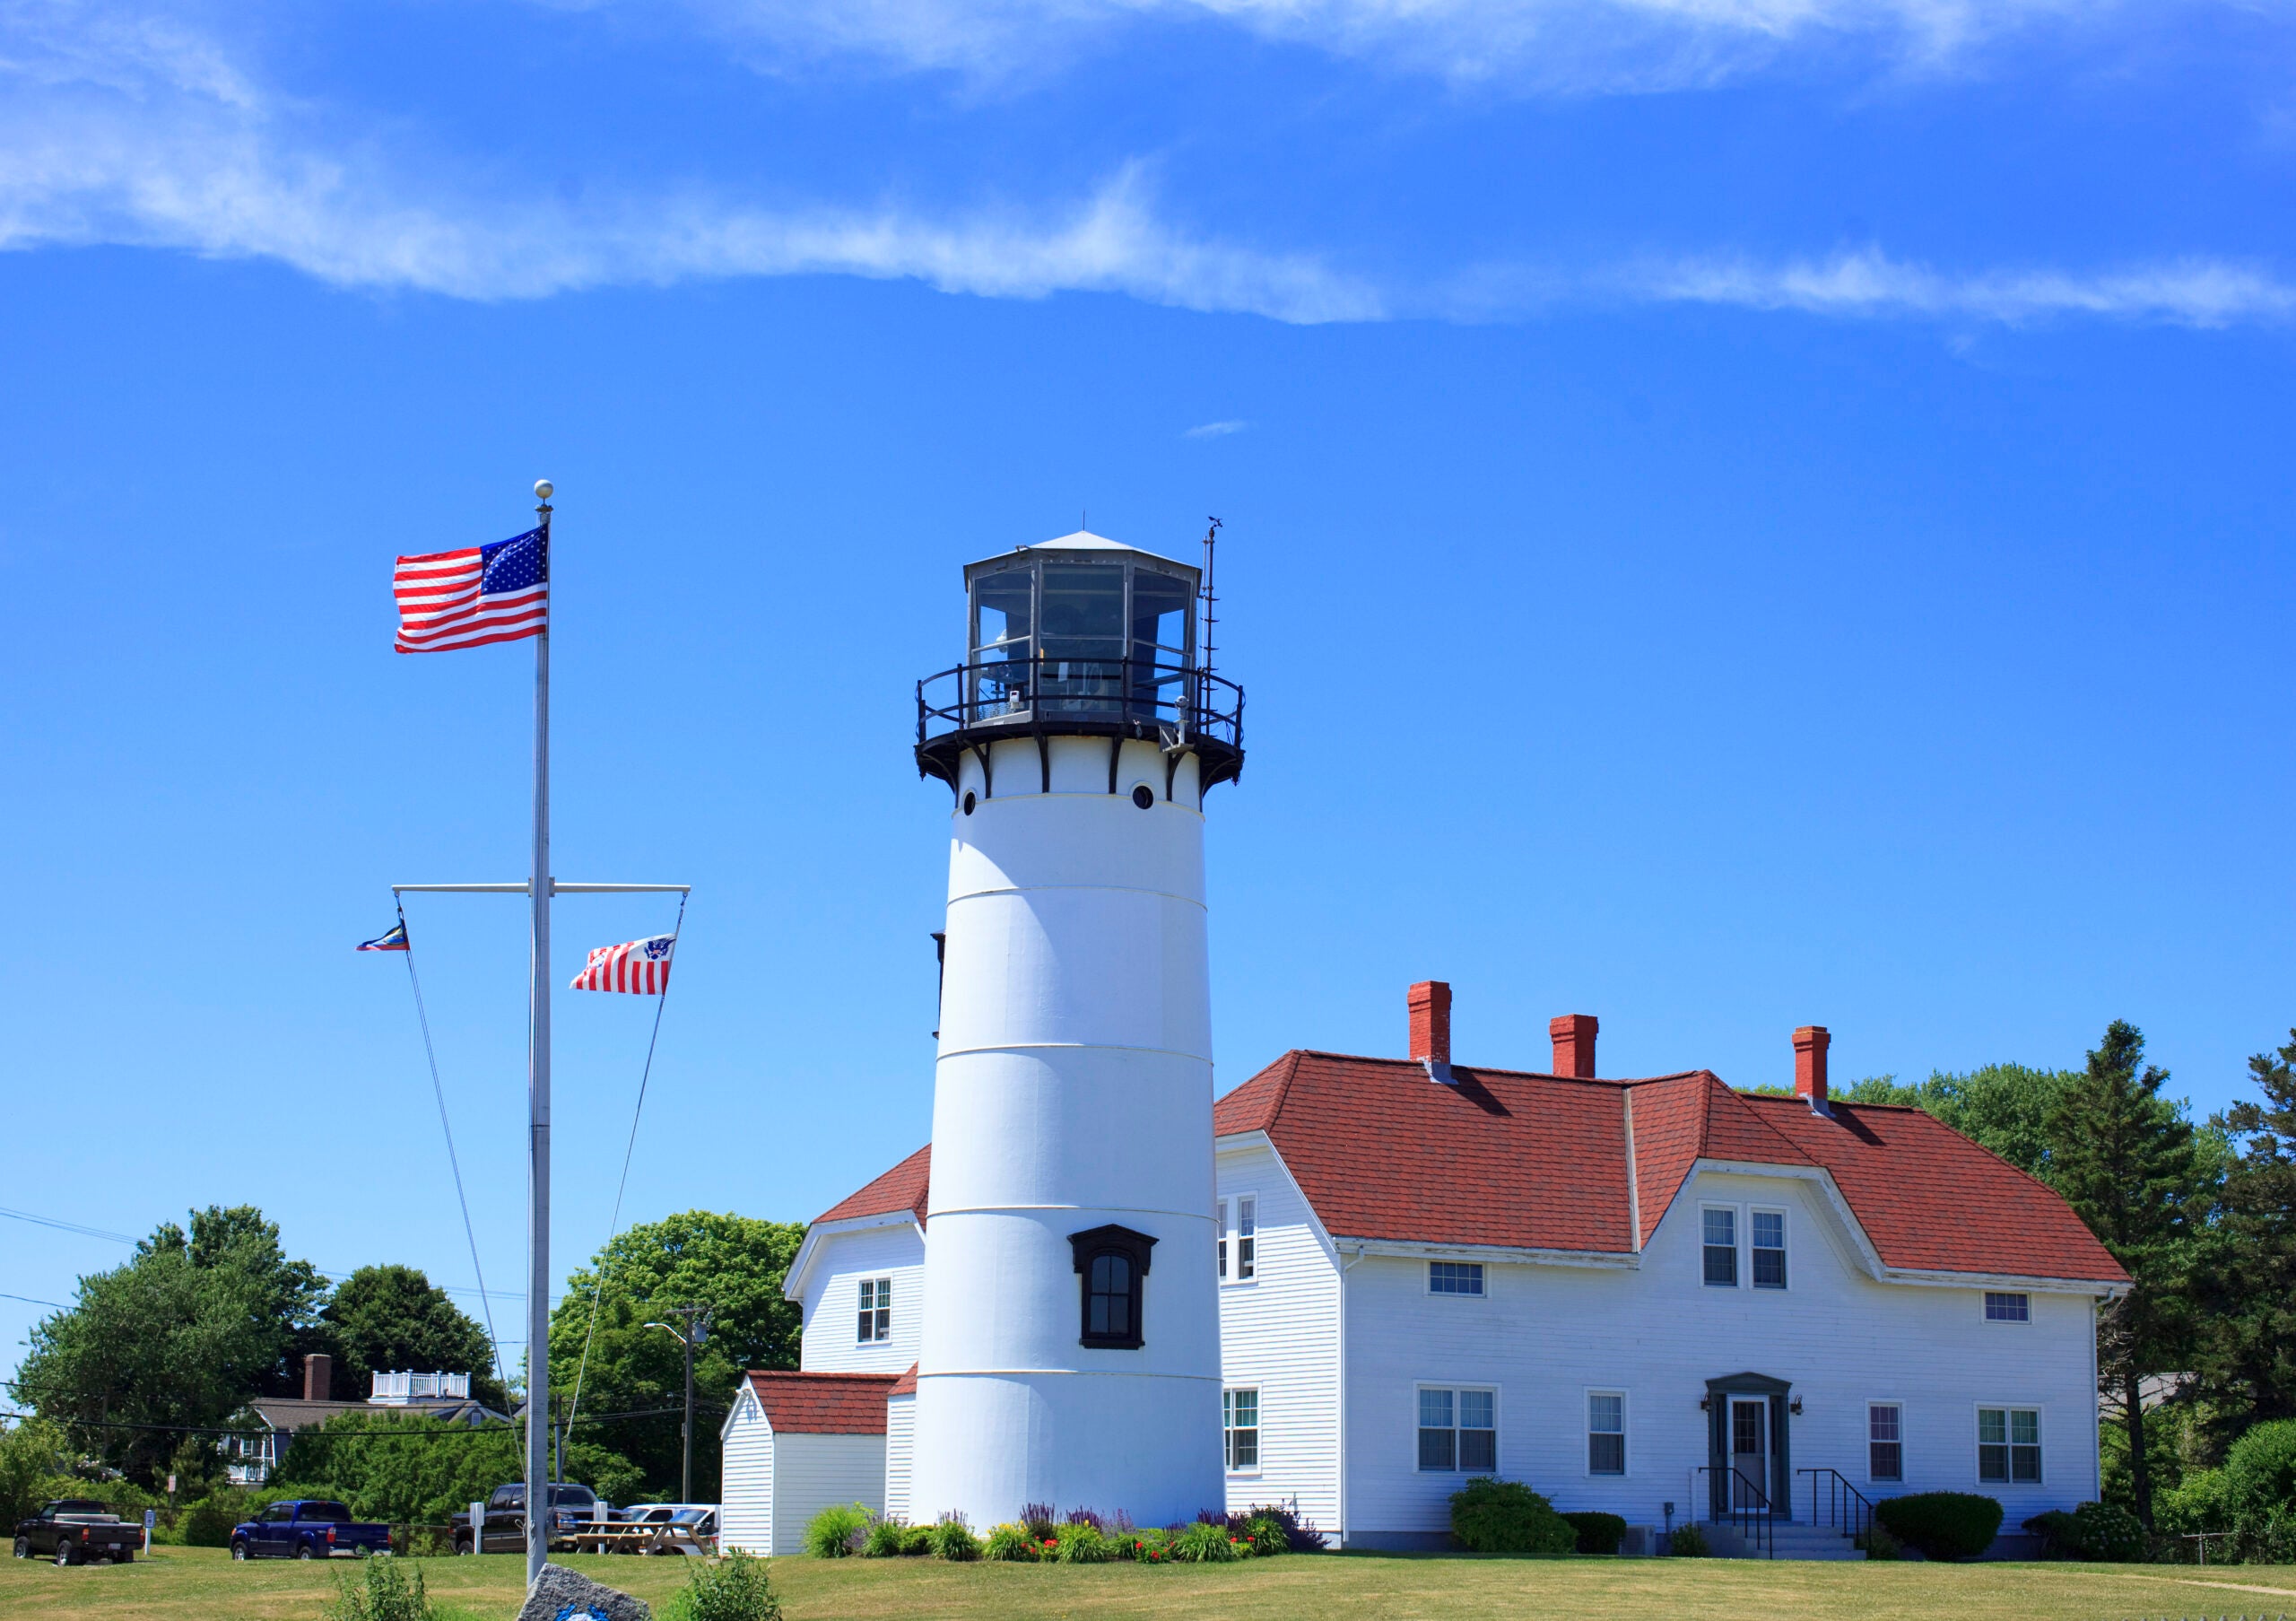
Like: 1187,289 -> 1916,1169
450,1483 -> 598,1554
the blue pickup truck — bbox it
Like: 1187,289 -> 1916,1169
230,1500 -> 392,1561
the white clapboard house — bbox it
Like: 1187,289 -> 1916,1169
723,985 -> 2126,1556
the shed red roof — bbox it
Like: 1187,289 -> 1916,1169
888,1363 -> 918,1398
814,1144 -> 929,1226
1213,1050 -> 2125,1285
741,1372 -> 899,1434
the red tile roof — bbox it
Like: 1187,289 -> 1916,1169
888,1363 -> 918,1398
741,1372 -> 899,1434
1214,1050 -> 2126,1285
814,1144 -> 930,1226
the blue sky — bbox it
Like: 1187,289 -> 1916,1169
3,0 -> 2292,1378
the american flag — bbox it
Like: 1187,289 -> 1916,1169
393,527 -> 548,654
357,921 -> 409,952
570,934 -> 676,995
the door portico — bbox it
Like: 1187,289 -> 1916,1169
1705,1372 -> 1792,1518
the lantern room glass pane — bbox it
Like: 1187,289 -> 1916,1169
1130,568 -> 1192,720
1040,564 -> 1124,714
968,569 -> 1035,722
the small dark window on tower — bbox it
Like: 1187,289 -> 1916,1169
963,790 -> 977,815
1069,1224 -> 1156,1349
1132,785 -> 1155,809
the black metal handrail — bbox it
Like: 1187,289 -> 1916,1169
917,655 -> 1244,754
1696,1465 -> 1774,1558
1796,1468 -> 1875,1547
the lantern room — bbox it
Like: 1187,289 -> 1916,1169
915,531 -> 1243,796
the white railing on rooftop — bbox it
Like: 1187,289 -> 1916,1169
370,1371 -> 471,1403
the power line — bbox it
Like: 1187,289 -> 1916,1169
0,1291 -> 65,1309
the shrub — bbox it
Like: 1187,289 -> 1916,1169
930,1515 -> 981,1561
1561,1511 -> 1626,1555
1665,1522 -> 1709,1557
2153,1466 -> 2231,1542
1170,1520 -> 1246,1562
1448,1477 -> 1575,1556
322,1556 -> 436,1621
1874,1492 -> 2003,1561
901,1523 -> 936,1556
1052,1522 -> 1112,1563
2070,1501 -> 2146,1562
1116,1528 -> 1171,1563
862,1516 -> 911,1558
1020,1502 -> 1059,1541
2022,1509 -> 2077,1559
804,1502 -> 869,1558
663,1550 -> 783,1621
2226,1419 -> 2296,1543
182,1494 -> 242,1547
1240,1502 -> 1327,1552
983,1523 -> 1040,1561
1856,1525 -> 1903,1561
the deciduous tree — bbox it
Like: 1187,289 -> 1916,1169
322,1265 -> 506,1409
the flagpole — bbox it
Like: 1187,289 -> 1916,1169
526,477 -> 554,1589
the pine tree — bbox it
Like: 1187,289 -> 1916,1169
2198,1030 -> 2296,1439
2046,1021 -> 2205,1529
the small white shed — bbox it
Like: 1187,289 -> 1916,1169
883,1364 -> 917,1522
719,1370 -> 898,1556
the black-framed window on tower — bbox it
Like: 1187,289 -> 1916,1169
1069,1224 -> 1157,1349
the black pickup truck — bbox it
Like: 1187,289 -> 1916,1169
13,1500 -> 143,1565
450,1482 -> 599,1554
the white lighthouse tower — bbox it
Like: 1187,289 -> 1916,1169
908,530 -> 1244,1530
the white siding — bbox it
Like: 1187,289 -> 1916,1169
771,1434 -> 888,1556
884,1394 -> 916,1522
1216,1143 -> 1344,1537
1341,1165 -> 2104,1544
799,1224 -> 926,1373
718,1389 -> 774,1556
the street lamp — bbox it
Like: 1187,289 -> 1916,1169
646,1306 -> 712,1504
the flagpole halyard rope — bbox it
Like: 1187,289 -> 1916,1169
564,891 -> 688,1447
397,896 -> 514,1407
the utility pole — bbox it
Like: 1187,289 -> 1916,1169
647,1306 -> 712,1503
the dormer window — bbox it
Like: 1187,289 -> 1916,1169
1069,1224 -> 1157,1349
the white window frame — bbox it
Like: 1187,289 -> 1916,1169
857,1276 -> 892,1343
1585,1388 -> 1629,1477
1222,1387 -> 1261,1475
1866,1399 -> 1905,1485
1750,1207 -> 1788,1291
1236,1195 -> 1257,1282
1426,1260 -> 1486,1297
1414,1383 -> 1499,1475
1700,1203 -> 1741,1288
1216,1198 -> 1228,1280
1975,1402 -> 2044,1486
1983,1291 -> 2031,1324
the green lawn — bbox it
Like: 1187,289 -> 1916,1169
3,1546 -> 2293,1621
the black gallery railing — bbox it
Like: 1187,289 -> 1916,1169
917,656 -> 1245,754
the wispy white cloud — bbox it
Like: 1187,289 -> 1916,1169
1616,248 -> 2296,327
657,0 -> 2168,91
1,4 -> 2287,333
1184,419 -> 1250,437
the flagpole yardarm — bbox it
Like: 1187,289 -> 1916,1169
525,477 -> 553,1588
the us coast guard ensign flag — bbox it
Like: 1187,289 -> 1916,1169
571,935 -> 676,994
393,526 -> 549,653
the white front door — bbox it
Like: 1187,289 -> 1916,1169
1729,1398 -> 1769,1511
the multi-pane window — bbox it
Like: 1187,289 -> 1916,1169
1223,1388 -> 1259,1471
1417,1387 -> 1496,1472
1587,1392 -> 1626,1476
857,1277 -> 891,1343
1702,1208 -> 1738,1286
1216,1199 -> 1228,1278
1237,1197 -> 1257,1281
1868,1403 -> 1903,1482
1429,1261 -> 1485,1295
1984,1292 -> 2031,1323
1752,1211 -> 1787,1289
1085,1253 -> 1135,1342
1978,1407 -> 2041,1484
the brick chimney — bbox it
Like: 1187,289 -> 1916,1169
1794,1025 -> 1831,1114
1550,1014 -> 1598,1078
1408,980 -> 1453,1084
303,1351 -> 333,1402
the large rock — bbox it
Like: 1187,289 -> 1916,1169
515,1563 -> 652,1621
